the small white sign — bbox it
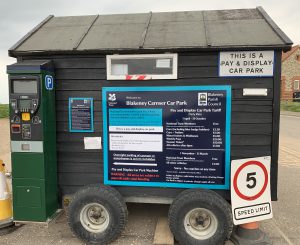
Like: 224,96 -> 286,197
156,59 -> 171,68
231,156 -> 273,225
243,88 -> 268,96
84,137 -> 102,150
219,51 -> 274,77
109,126 -> 163,133
109,133 -> 163,152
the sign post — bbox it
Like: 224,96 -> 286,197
231,156 -> 273,225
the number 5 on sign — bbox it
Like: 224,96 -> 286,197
231,156 -> 273,225
246,172 -> 257,189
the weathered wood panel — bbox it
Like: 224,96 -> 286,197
22,51 -> 279,201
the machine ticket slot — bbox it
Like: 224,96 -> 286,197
11,124 -> 21,133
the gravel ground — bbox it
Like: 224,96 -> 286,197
1,203 -> 169,245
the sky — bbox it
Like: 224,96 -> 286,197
0,0 -> 299,103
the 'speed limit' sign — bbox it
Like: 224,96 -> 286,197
231,156 -> 273,225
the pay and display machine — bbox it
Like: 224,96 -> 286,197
7,60 -> 58,222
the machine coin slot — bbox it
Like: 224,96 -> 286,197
11,124 -> 21,133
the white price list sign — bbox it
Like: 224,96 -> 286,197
231,156 -> 273,225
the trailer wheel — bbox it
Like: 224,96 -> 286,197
68,184 -> 128,245
168,189 -> 233,245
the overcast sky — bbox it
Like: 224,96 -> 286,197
0,0 -> 299,103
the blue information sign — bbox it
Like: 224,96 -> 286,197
69,98 -> 94,132
103,86 -> 231,189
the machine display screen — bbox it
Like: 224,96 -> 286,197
13,80 -> 37,94
19,99 -> 31,108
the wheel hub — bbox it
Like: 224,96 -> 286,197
80,203 -> 110,233
87,207 -> 106,225
190,211 -> 211,230
184,208 -> 218,240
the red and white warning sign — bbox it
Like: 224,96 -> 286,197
125,75 -> 151,80
231,156 -> 273,225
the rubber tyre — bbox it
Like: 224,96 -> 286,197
168,189 -> 233,245
68,184 -> 128,245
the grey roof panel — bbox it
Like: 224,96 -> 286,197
77,13 -> 150,50
43,15 -> 97,27
16,26 -> 88,51
78,24 -> 145,50
144,21 -> 207,48
207,19 -> 283,47
204,8 -> 262,20
16,15 -> 97,51
10,7 -> 292,55
94,13 -> 149,25
150,11 -> 204,23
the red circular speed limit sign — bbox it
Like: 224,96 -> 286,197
233,160 -> 268,201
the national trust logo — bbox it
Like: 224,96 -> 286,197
108,93 -> 116,101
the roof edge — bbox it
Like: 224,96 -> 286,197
9,44 -> 292,58
257,6 -> 293,47
9,15 -> 54,52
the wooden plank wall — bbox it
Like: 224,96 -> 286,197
22,51 -> 279,201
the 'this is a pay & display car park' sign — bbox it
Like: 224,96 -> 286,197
219,51 -> 274,77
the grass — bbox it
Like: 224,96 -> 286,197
0,104 -> 9,118
281,101 -> 300,112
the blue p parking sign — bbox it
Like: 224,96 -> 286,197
45,75 -> 54,90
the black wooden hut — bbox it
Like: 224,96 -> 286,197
8,6 -> 292,214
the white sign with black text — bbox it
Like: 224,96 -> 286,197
231,156 -> 273,225
219,51 -> 274,77
84,137 -> 102,150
